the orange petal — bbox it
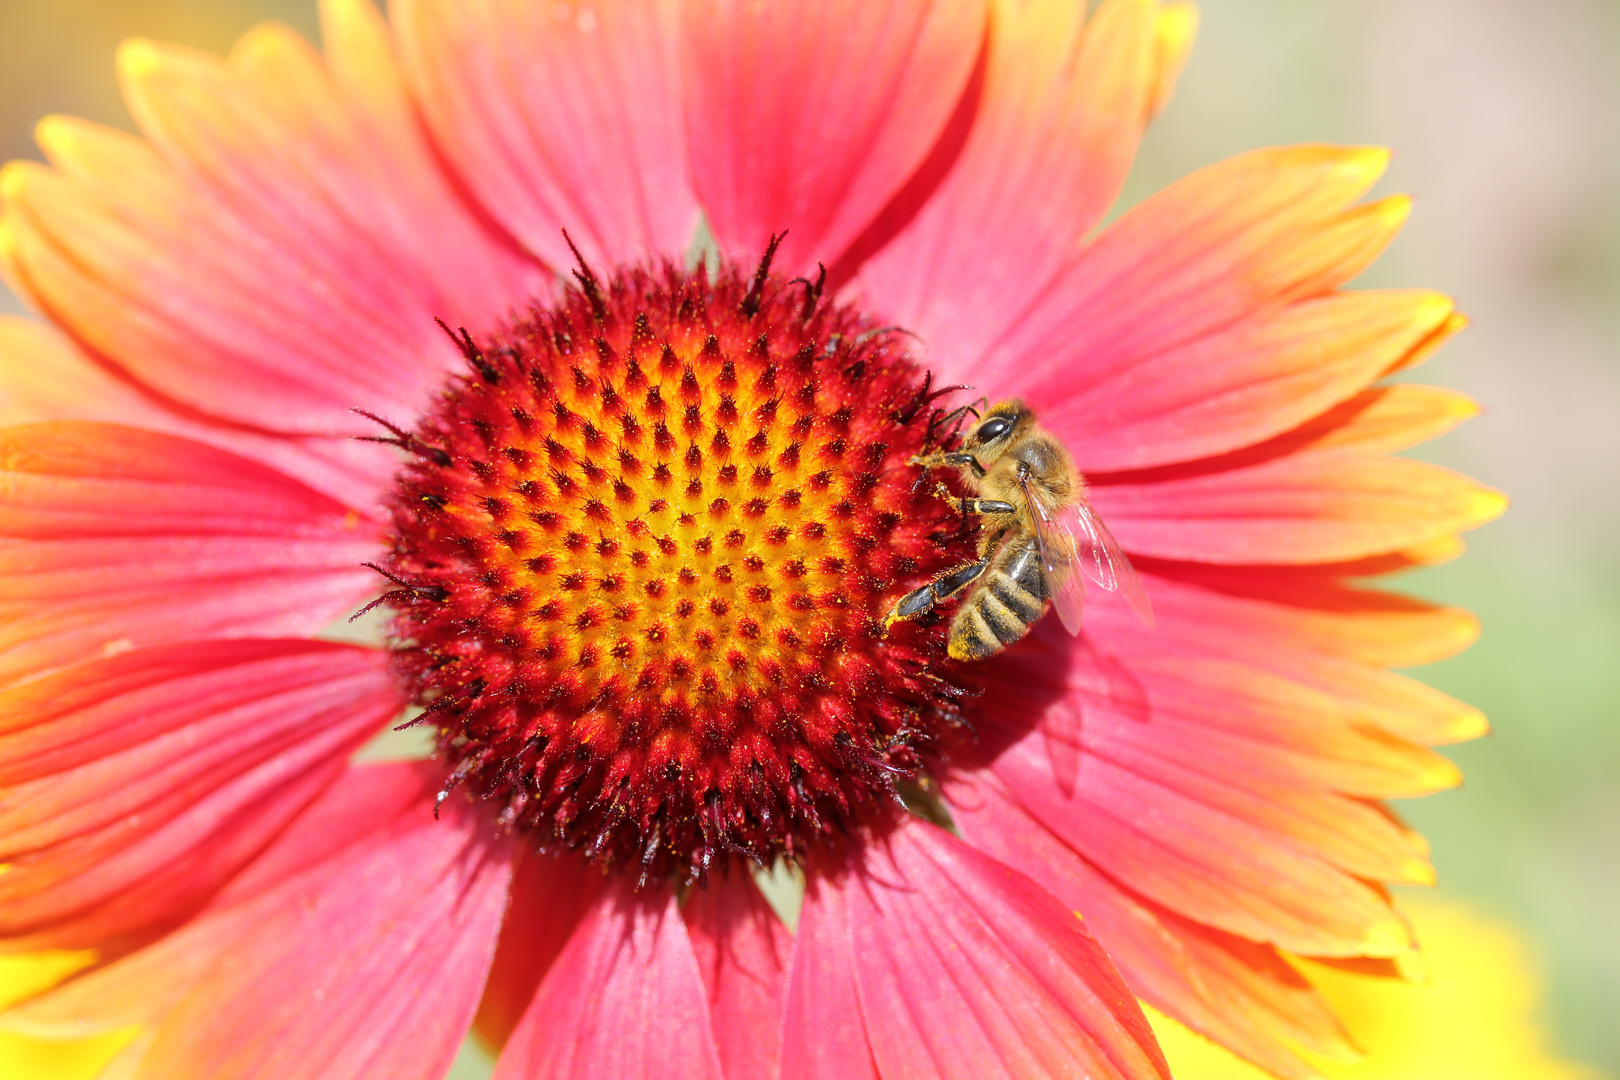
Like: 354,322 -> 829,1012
972,628 -> 1417,958
10,768 -> 512,1080
0,422 -> 377,685
0,641 -> 399,951
2,6 -> 544,436
0,316 -> 396,508
1039,292 -> 1461,471
1090,387 -> 1505,564
948,771 -> 1355,1079
1145,3 -> 1197,119
1088,580 -> 1490,746
1134,565 -> 1481,668
856,0 -> 1188,375
975,146 -> 1406,389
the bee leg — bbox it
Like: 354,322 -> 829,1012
976,521 -> 1011,561
907,450 -> 986,478
882,560 -> 989,633
956,499 -> 1016,516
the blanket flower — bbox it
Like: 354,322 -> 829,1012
0,1 -> 1502,1078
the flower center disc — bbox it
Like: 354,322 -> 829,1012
383,257 -> 969,880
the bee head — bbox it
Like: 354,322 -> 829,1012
961,399 -> 1031,463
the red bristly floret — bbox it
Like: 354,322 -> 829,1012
381,256 -> 974,883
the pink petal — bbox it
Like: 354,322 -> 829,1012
0,315 -> 398,509
1086,387 -> 1503,565
780,870 -> 881,1080
855,0 -> 1195,375
685,873 -> 794,1080
834,819 -> 1170,1080
967,146 -> 1406,390
1133,563 -> 1479,669
683,0 -> 988,273
0,639 -> 400,950
970,623 -> 1415,958
1,2 -> 545,434
1080,573 -> 1487,747
946,771 -> 1353,1079
784,823 -> 1167,1080
394,0 -> 696,271
472,849 -> 609,1052
989,619 -> 1460,803
492,883 -> 724,1080
1091,453 -> 1503,565
0,422 -> 377,684
7,764 -> 513,1080
1040,290 -> 1460,471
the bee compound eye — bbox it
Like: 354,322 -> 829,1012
976,417 -> 1011,442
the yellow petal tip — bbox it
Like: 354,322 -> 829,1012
1363,916 -> 1416,957
1336,145 -> 1394,186
1370,192 -> 1414,229
1449,707 -> 1490,742
1156,2 -> 1199,50
115,37 -> 163,79
1468,487 -> 1510,527
0,161 -> 35,203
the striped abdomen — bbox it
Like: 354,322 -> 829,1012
947,533 -> 1049,661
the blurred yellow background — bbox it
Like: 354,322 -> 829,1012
1,1 -> 1616,1078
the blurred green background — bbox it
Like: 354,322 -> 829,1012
0,1 -> 1614,1076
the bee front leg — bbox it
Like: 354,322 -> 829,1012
882,560 -> 989,633
908,450 -> 986,478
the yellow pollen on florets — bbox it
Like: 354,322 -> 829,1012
380,258 -> 969,880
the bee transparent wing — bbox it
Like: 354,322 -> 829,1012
1016,471 -> 1088,635
1068,496 -> 1155,626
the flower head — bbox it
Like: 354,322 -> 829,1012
0,1 -> 1503,1078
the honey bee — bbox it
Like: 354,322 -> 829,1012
885,400 -> 1153,660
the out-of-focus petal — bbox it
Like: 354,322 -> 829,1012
0,422 -> 376,684
491,884 -> 724,1080
0,0 -> 545,435
0,640 -> 399,951
394,0 -> 696,271
790,819 -> 1170,1080
947,771 -> 1355,1080
856,0 -> 1195,376
0,317 -> 395,509
471,850 -> 608,1053
685,873 -> 793,1080
1088,387 -> 1505,565
965,146 -> 1406,389
683,0 -> 988,273
5,763 -> 513,1080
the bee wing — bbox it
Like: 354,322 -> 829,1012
1016,471 -> 1088,635
1068,496 -> 1155,626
